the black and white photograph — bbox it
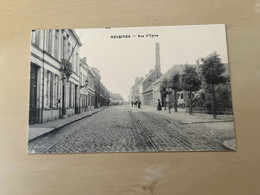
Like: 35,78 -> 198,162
28,24 -> 236,154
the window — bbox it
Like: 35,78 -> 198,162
68,42 -> 71,61
69,82 -> 72,107
62,36 -> 66,59
45,71 -> 54,108
46,30 -> 53,54
66,82 -> 70,108
54,30 -> 59,59
80,73 -> 82,86
76,53 -> 79,74
72,83 -> 75,108
53,75 -> 59,108
31,30 -> 40,46
82,95 -> 84,108
181,93 -> 184,99
72,53 -> 75,72
50,72 -> 54,108
46,71 -> 50,107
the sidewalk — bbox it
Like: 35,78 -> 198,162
139,106 -> 234,124
28,107 -> 108,141
138,105 -> 236,150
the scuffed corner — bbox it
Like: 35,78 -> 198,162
141,181 -> 158,194
125,165 -> 165,195
141,165 -> 164,194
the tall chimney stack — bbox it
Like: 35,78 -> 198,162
155,42 -> 162,79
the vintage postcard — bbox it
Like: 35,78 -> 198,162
28,24 -> 236,154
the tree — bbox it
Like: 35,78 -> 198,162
200,52 -> 227,119
160,78 -> 168,110
181,65 -> 201,114
168,72 -> 181,112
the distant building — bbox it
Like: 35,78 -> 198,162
129,42 -> 162,104
92,68 -> 101,108
152,64 -> 185,107
129,76 -> 144,102
110,93 -> 124,105
100,83 -> 110,106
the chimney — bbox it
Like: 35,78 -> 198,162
82,57 -> 87,64
196,58 -> 201,65
155,42 -> 162,79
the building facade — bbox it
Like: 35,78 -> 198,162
79,57 -> 96,113
100,83 -> 110,106
92,68 -> 101,108
110,93 -> 124,105
30,29 -> 82,124
129,42 -> 162,106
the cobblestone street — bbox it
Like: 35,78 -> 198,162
28,106 -> 235,153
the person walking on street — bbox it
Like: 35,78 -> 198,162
157,99 -> 162,111
138,101 -> 141,109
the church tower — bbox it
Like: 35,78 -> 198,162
155,42 -> 162,79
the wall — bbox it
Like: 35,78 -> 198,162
0,0 -> 260,195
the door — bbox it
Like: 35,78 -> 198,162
29,65 -> 38,124
75,85 -> 78,114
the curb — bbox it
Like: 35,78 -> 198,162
179,120 -> 234,125
28,107 -> 107,142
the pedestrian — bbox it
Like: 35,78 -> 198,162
138,101 -> 141,109
157,99 -> 162,111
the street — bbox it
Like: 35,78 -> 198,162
28,106 -> 234,153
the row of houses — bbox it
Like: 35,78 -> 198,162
129,65 -> 186,108
129,42 -> 185,107
29,29 -> 110,125
129,43 -> 230,112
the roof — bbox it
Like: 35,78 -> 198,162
142,85 -> 153,94
79,58 -> 96,77
139,69 -> 155,84
110,93 -> 124,101
69,29 -> 83,46
153,64 -> 186,84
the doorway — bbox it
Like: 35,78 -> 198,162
29,64 -> 38,124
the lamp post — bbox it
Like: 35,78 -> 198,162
166,87 -> 173,113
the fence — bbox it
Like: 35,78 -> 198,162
185,106 -> 233,115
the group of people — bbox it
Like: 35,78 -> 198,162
131,100 -> 141,109
130,99 -> 162,111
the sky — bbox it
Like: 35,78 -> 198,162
75,24 -> 229,101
